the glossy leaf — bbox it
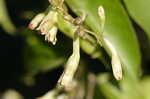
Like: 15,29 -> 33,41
123,0 -> 150,41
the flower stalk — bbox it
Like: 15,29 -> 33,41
97,6 -> 123,80
58,34 -> 80,89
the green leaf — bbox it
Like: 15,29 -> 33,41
123,0 -> 150,41
97,74 -> 145,99
140,77 -> 150,99
65,0 -> 141,79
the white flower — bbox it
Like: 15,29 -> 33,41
29,10 -> 59,45
45,26 -> 58,45
37,11 -> 58,34
103,38 -> 122,80
28,13 -> 45,30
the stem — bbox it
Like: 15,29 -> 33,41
58,34 -> 80,89
0,0 -> 16,34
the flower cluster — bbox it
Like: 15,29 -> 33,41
29,10 -> 58,45
29,4 -> 81,89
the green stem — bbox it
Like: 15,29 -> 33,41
0,0 -> 16,34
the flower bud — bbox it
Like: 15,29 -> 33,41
112,54 -> 122,80
28,13 -> 45,30
98,6 -> 105,20
98,6 -> 105,31
45,26 -> 58,45
103,38 -> 122,80
37,11 -> 58,35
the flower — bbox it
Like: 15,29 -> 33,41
103,38 -> 122,80
45,26 -> 58,45
28,13 -> 45,30
29,10 -> 58,45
